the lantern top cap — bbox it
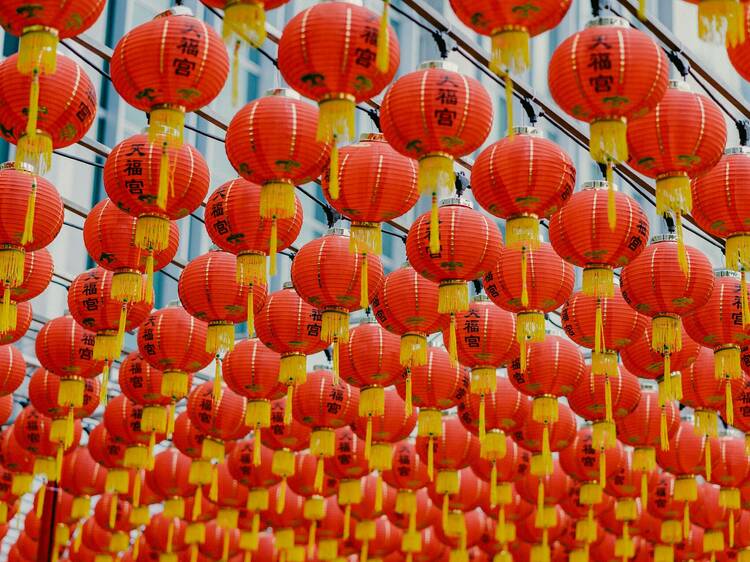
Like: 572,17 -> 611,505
471,294 -> 489,303
679,411 -> 694,423
166,300 -> 181,308
585,16 -> 629,29
725,146 -> 750,155
438,197 -> 473,209
312,365 -> 330,372
419,60 -> 459,72
326,227 -> 350,237
582,180 -> 618,192
512,126 -> 541,137
282,282 -> 295,290
265,88 -> 301,100
322,0 -> 363,5
357,316 -> 379,325
156,6 -> 193,18
639,379 -> 658,391
668,80 -> 692,92
546,328 -> 563,337
359,133 -> 386,142
1,161 -> 34,174
650,234 -> 677,244
714,269 -> 740,279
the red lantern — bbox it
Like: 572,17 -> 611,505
290,229 -> 384,371
104,133 -> 209,256
447,296 -> 516,432
627,82 -> 726,264
339,319 -> 404,473
706,434 -> 750,548
688,482 -> 727,558
0,301 -> 31,345
0,165 -> 62,327
223,337 -> 284,448
254,283 -> 327,416
86,424 -> 129,495
620,320 -> 700,383
0,247 -> 52,336
186,381 -> 247,464
548,16 -> 668,214
286,452 -> 338,499
692,147 -> 750,273
292,368 -> 358,493
204,176 -> 303,281
28,368 -> 98,450
618,389 -> 679,506
656,420 -> 708,518
199,521 -> 240,561
0,396 -> 12,426
472,126 -> 575,251
104,395 -> 164,473
321,133 -> 418,258
683,270 -> 749,425
567,363 -> 641,451
178,248 -> 267,356
278,1 -> 399,149
0,428 -> 35,497
381,62 -> 491,251
507,334 -> 585,472
60,447 -> 106,520
137,304 -> 213,401
83,198 -> 179,304
561,284 -> 648,381
68,268 -> 151,388
145,449 -> 195,520
621,234 -> 714,407
370,263 -> 446,368
94,493 -> 134,535
14,406 -> 81,480
0,344 -> 24,397
406,198 -> 502,362
0,53 -> 97,172
224,90 -> 324,237
483,241 -> 574,369
119,352 -> 190,437
110,6 -> 228,149
143,513 -> 187,555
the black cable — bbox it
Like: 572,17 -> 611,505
50,279 -> 70,290
63,221 -> 83,231
158,268 -> 180,283
60,39 -> 111,80
296,185 -> 332,212
382,228 -> 406,242
53,150 -> 105,169
184,123 -> 225,143
190,212 -> 205,224
388,2 -> 436,34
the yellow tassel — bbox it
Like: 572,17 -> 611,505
36,483 -> 46,518
490,29 -> 531,75
149,107 -> 185,149
695,408 -> 719,437
580,483 -> 603,506
314,458 -> 324,493
521,249 -> 529,308
343,503 -> 352,539
0,287 -> 12,335
479,394 -> 486,442
156,145 -> 170,210
427,436 -> 434,481
16,131 -> 52,175
191,485 -> 203,519
726,379 -> 734,426
727,233 -> 750,271
684,503 -> 691,541
541,425 -> 552,475
654,545 -> 674,562
604,375 -> 613,424
505,73 -> 514,138
607,162 -> 616,231
135,215 -> 171,254
317,97 -> 355,145
582,267 -> 614,298
108,492 -> 117,529
144,253 -> 155,304
365,416 -> 373,461
283,384 -> 295,426
253,433 -> 261,467
26,69 -> 40,140
638,0 -> 647,19
506,216 -> 540,249
167,521 -> 175,553
705,435 -> 712,481
208,324 -> 236,356
100,362 -> 109,405
222,532 -> 230,561
742,272 -> 750,328
190,544 -> 198,562
652,315 -> 681,354
697,0 -> 745,47
329,142 -> 340,200
223,1 -> 266,46
0,248 -> 24,289
376,0 -> 390,73
715,345 -> 742,380
536,482 -> 545,518
321,309 -> 349,343
260,181 -> 296,220
231,41 -> 240,107
589,118 -> 628,164
730,510 -> 736,548
599,450 -> 607,487
213,356 -> 222,402
245,287 -> 255,338
307,520 -> 317,557
269,219 -> 278,277
210,464 -> 219,502
676,213 -> 689,276
21,177 -> 37,245
111,271 -> 142,305
660,406 -> 669,451
419,153 -> 454,195
661,519 -> 682,544
162,371 -> 189,400
360,253 -> 369,309
674,476 -> 697,502
375,472 -> 383,513
430,192 -> 440,255
18,28 -> 59,74
405,370 -> 413,416
615,498 -> 636,521
333,339 -> 340,383
448,313 -> 458,366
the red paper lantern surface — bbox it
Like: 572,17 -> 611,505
370,263 -> 446,368
472,127 -> 575,245
110,8 -> 228,143
339,318 -> 402,390
104,132 -> 208,216
706,435 -> 750,489
691,147 -> 750,271
28,368 -> 99,420
178,249 -> 267,353
14,405 -> 80,460
202,462 -> 249,510
0,395 -> 12,426
119,352 -> 189,408
458,376 -> 530,437
321,133 -> 418,255
94,493 -> 133,533
103,395 -> 162,449
87,423 -> 126,471
292,368 -> 359,431
204,177 -> 303,278
186,381 -> 248,444
225,89 -> 329,193
254,283 -> 327,386
143,514 -> 187,553
226,438 -> 279,489
511,401 -> 577,457
171,411 -> 206,461
136,305 -> 213,399
291,229 -> 384,338
567,364 -> 641,422
0,345 -> 24,396
559,426 -> 626,484
395,346 -> 468,411
349,514 -> 403,559
618,389 -> 680,448
620,321 -> 700,380
145,448 -> 195,504
656,420 -> 707,480
277,1 -> 399,142
198,521 -> 240,560
0,248 -> 52,335
287,452 -> 338,498
323,426 -> 370,482
0,54 -> 97,171
0,301 -> 31,345
261,397 -> 311,453
414,416 -> 480,473
0,1 -> 104,37
627,81 -> 726,233
688,482 -> 727,531
548,16 -> 668,165
472,435 -> 532,487
381,62 -> 492,196
222,337 -> 285,401
35,315 -> 103,379
60,447 -> 106,499
382,440 -> 430,492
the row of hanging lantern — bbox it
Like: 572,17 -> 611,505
3,0 -> 750,561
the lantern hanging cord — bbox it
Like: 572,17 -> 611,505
520,98 -> 539,125
666,50 -> 690,78
736,120 -> 750,146
355,105 -> 382,132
